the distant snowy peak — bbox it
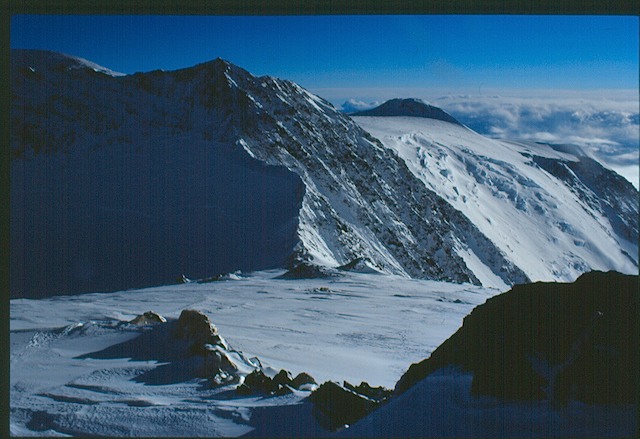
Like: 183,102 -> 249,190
12,49 -> 125,77
351,98 -> 462,126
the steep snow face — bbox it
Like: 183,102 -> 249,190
11,50 -> 528,296
353,115 -> 638,282
190,63 -> 528,287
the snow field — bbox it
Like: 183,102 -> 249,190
10,271 -> 496,436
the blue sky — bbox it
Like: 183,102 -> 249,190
11,15 -> 639,93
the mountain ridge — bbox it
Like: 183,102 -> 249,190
11,49 -> 636,297
353,114 -> 638,283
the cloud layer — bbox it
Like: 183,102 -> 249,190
340,98 -> 382,113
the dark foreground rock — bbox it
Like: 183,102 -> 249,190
394,271 -> 639,405
343,380 -> 392,403
237,369 -> 318,396
309,380 -> 391,431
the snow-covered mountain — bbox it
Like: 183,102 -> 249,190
11,49 -> 530,297
353,106 -> 638,284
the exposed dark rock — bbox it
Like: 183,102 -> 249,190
238,369 -> 318,396
292,372 -> 317,390
129,311 -> 166,325
197,271 -> 242,283
337,257 -> 384,274
235,383 -> 254,396
394,271 -> 639,405
173,309 -> 226,352
241,370 -> 278,394
273,369 -> 294,387
310,381 -> 380,431
278,262 -> 341,279
274,384 -> 294,396
343,381 -> 392,403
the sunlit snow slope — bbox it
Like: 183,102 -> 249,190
354,109 -> 638,283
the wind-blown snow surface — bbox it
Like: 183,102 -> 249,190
10,270 -> 496,436
11,271 -> 634,437
353,115 -> 638,283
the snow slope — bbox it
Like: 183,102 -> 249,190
354,112 -> 638,283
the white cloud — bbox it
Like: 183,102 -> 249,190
435,92 -> 639,188
340,98 -> 381,113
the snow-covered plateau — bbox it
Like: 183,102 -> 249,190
8,270 -> 487,436
10,270 -> 637,437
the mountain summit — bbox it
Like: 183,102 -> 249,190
351,98 -> 462,125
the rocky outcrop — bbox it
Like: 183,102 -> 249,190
129,311 -> 166,325
343,380 -> 392,403
277,262 -> 341,279
237,369 -> 318,396
173,309 -> 228,352
79,310 -> 254,386
394,271 -> 639,405
309,381 -> 391,431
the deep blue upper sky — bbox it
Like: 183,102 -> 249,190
11,15 -> 639,93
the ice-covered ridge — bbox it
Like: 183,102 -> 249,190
353,116 -> 639,283
12,49 -> 125,76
